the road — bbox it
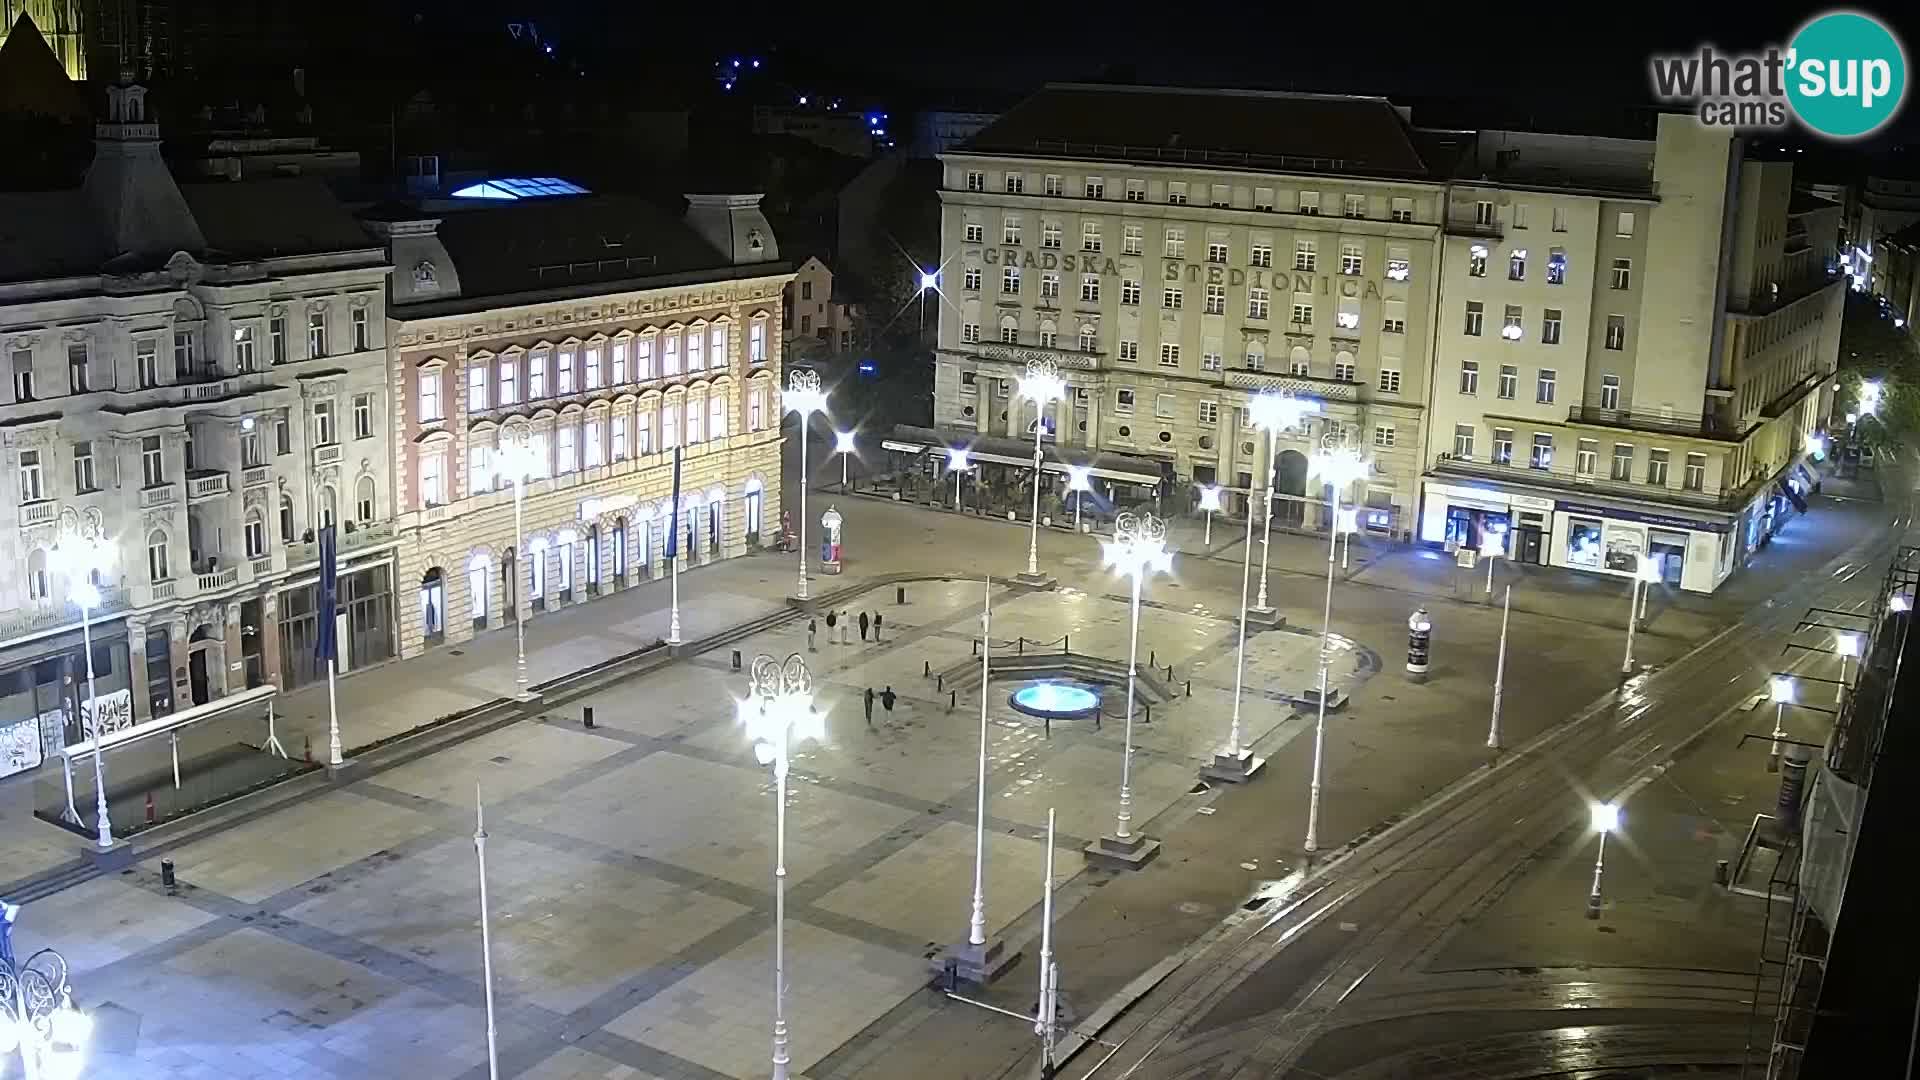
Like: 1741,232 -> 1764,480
1063,451 -> 1915,1080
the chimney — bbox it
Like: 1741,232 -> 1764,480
684,193 -> 779,265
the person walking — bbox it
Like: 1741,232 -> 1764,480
859,611 -> 871,642
874,611 -> 884,642
807,617 -> 818,651
825,609 -> 838,645
864,687 -> 876,728
881,685 -> 897,719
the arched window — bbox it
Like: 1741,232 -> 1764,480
612,516 -> 628,579
146,529 -> 171,581
26,549 -> 49,602
1289,345 -> 1312,376
355,476 -> 377,524
743,476 -> 764,539
278,494 -> 295,544
318,485 -> 338,529
244,510 -> 267,558
586,524 -> 601,590
420,567 -> 445,643
467,552 -> 491,629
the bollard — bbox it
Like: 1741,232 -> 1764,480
972,638 -> 980,657
161,859 -> 176,889
731,649 -> 742,671
923,659 -> 931,677
304,734 -> 313,763
1185,679 -> 1192,697
897,585 -> 906,605
1144,702 -> 1153,724
1018,638 -> 1026,656
146,791 -> 156,824
1166,664 -> 1174,682
950,690 -> 957,710
1064,634 -> 1070,654
1149,649 -> 1157,669
937,673 -> 945,691
1779,746 -> 1813,830
1714,859 -> 1730,886
583,706 -> 596,730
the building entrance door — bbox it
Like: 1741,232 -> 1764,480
1517,526 -> 1544,565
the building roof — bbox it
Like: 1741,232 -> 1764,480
957,84 -> 1434,179
179,178 -> 378,259
1789,190 -> 1842,216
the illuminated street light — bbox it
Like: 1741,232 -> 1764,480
1247,392 -> 1319,612
1209,484 -> 1262,784
1836,632 -> 1862,704
1065,465 -> 1092,535
1094,512 -> 1173,865
739,654 -> 824,1080
497,436 -> 547,669
1892,594 -> 1912,613
1335,505 -> 1359,570
0,904 -> 91,1079
947,447 -> 971,510
1487,584 -> 1512,752
1767,674 -> 1796,772
919,270 -> 939,292
785,370 -> 829,602
833,430 -> 857,492
1620,557 -> 1662,675
49,528 -> 115,850
1586,802 -> 1621,919
1197,483 -> 1222,547
1303,436 -> 1370,854
1017,358 -> 1068,580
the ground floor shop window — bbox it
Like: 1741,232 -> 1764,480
420,568 -> 445,646
468,559 -> 490,630
1602,524 -> 1644,572
280,565 -> 395,688
1567,518 -> 1603,568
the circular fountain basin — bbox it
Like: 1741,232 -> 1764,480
1009,681 -> 1101,721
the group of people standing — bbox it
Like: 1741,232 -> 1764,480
808,609 -> 883,648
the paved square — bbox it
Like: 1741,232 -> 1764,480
813,819 -> 1053,946
520,1046 -> 665,1080
8,875 -> 221,975
376,723 -> 630,805
163,788 -> 444,904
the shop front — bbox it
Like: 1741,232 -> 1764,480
1550,499 -> 1736,593
0,622 -> 133,780
1419,481 -> 1557,565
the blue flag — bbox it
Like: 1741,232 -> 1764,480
315,524 -> 338,664
665,446 -> 683,560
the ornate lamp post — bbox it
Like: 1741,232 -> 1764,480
1247,392 -> 1319,617
496,436 -> 546,689
785,370 -> 829,602
1087,512 -> 1172,870
947,447 -> 971,510
1204,476 -> 1264,784
1,903 -> 92,1080
1303,433 -> 1371,855
1196,484 -> 1221,548
1017,358 -> 1067,583
1065,465 -> 1092,534
49,528 -> 115,851
739,654 -> 825,1080
1585,802 -> 1621,919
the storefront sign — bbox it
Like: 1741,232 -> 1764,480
977,245 -> 1394,299
1554,500 -> 1730,533
1509,493 -> 1556,512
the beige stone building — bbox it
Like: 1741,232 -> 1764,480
364,186 -> 791,658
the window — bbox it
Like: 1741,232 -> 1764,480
1468,244 -> 1487,277
418,370 -> 442,421
686,332 -> 706,374
1041,273 -> 1061,301
1576,439 -> 1598,476
355,477 -> 375,524
244,513 -> 266,558
1115,388 -> 1135,414
1207,241 -> 1229,264
1341,243 -> 1363,275
1537,369 -> 1557,404
963,267 -> 982,291
1289,352 -> 1311,375
72,440 -> 96,492
1502,304 -> 1524,340
1002,267 -> 1021,294
610,341 -> 629,385
1199,401 -> 1219,425
1547,249 -> 1567,285
270,317 -> 287,364
232,326 -> 257,372
1250,243 -> 1272,268
1552,206 -> 1568,232
1084,177 -> 1104,199
1335,359 -> 1356,382
307,311 -> 328,358
1120,279 -> 1141,305
1078,326 -> 1097,353
1615,211 -> 1635,237
1126,180 -> 1146,202
964,223 -> 984,244
1508,249 -> 1526,280
1082,223 -> 1104,251
353,393 -> 373,439
1201,350 -> 1221,372
1464,301 -> 1484,336
500,357 -> 519,404
962,322 -> 981,343
1474,200 -> 1495,226
1391,197 -> 1414,223
1081,276 -> 1100,303
312,400 -> 336,446
274,411 -> 291,455
1000,322 -> 1019,344
710,394 -> 728,441
1155,393 -> 1176,419
17,449 -> 43,501
1512,202 -> 1530,230
66,344 -> 88,393
1248,288 -> 1269,319
1164,229 -> 1185,259
607,415 -> 628,462
1498,364 -> 1517,399
469,442 -> 494,494
1167,181 -> 1188,205
1605,315 -> 1626,351
1210,184 -> 1231,208
1542,309 -> 1563,345
141,435 -> 165,486
1343,193 -> 1366,218
1291,302 -> 1314,326
709,325 -> 728,369
661,402 -> 681,450
966,170 -> 984,192
1254,188 -> 1275,211
1004,173 -> 1024,194
1294,239 -> 1316,271
146,530 -> 170,581
172,330 -> 194,376
1685,453 -> 1707,492
1205,284 -> 1225,314
1043,221 -> 1062,249
1382,317 -> 1406,334
585,346 -> 602,388
1459,359 -> 1479,394
1039,326 -> 1057,348
468,366 -> 489,411
1044,175 -> 1063,197
1118,341 -> 1139,362
1610,258 -> 1632,290
1530,433 -> 1554,470
1453,423 -> 1475,458
801,280 -> 813,302
135,340 -> 158,388
1378,368 -> 1402,394
1159,343 -> 1181,367
557,425 -> 576,472
1123,225 -> 1143,255
1492,427 -> 1514,465
1244,346 -> 1265,371
352,308 -> 369,352
1002,217 -> 1022,245
1611,443 -> 1634,481
749,321 -> 767,364
1298,191 -> 1321,215
1647,449 -> 1670,485
1600,373 -> 1621,410
1374,425 -> 1396,448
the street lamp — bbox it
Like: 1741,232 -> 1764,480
1018,358 -> 1068,580
833,430 -> 856,493
1208,470 -> 1263,783
1892,594 -> 1912,614
1097,512 -> 1172,862
739,654 -> 825,1080
1335,506 -> 1359,570
947,447 -> 971,511
496,436 -> 546,678
49,528 -> 114,851
1768,675 -> 1795,772
1303,436 -> 1371,855
1196,484 -> 1222,548
1479,528 -> 1504,595
919,270 -> 940,293
1487,585 -> 1512,752
1835,632 -> 1861,703
1065,465 -> 1092,535
1247,392 -> 1318,613
473,787 -> 500,1080
1,904 -> 91,1080
786,370 -> 829,602
1620,557 -> 1662,675
1586,802 -> 1620,919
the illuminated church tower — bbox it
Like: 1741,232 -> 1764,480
0,2 -> 85,80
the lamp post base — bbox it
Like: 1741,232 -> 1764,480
1244,606 -> 1285,629
326,758 -> 358,781
1585,892 -> 1603,920
1201,749 -> 1266,784
786,595 -> 820,613
930,937 -> 1022,986
84,837 -> 135,870
1084,833 -> 1161,871
1010,572 -> 1058,593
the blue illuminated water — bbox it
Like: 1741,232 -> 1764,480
1010,682 -> 1100,719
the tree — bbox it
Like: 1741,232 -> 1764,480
1838,293 -> 1920,446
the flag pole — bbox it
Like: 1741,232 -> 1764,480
668,447 -> 684,646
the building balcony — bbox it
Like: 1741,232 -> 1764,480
1563,405 -> 1750,443
1224,368 -> 1361,402
313,444 -> 343,466
18,499 -> 56,527
284,520 -> 395,568
186,471 -> 231,502
242,465 -> 273,489
1445,218 -> 1504,240
960,342 -> 1103,372
196,565 -> 239,592
140,484 -> 178,509
0,586 -> 129,643
146,579 -> 178,604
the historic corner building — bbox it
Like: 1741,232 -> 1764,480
0,78 -> 395,779
1420,115 -> 1841,593
366,187 -> 790,659
930,84 -> 1443,538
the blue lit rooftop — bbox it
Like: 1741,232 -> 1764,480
449,177 -> 591,201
